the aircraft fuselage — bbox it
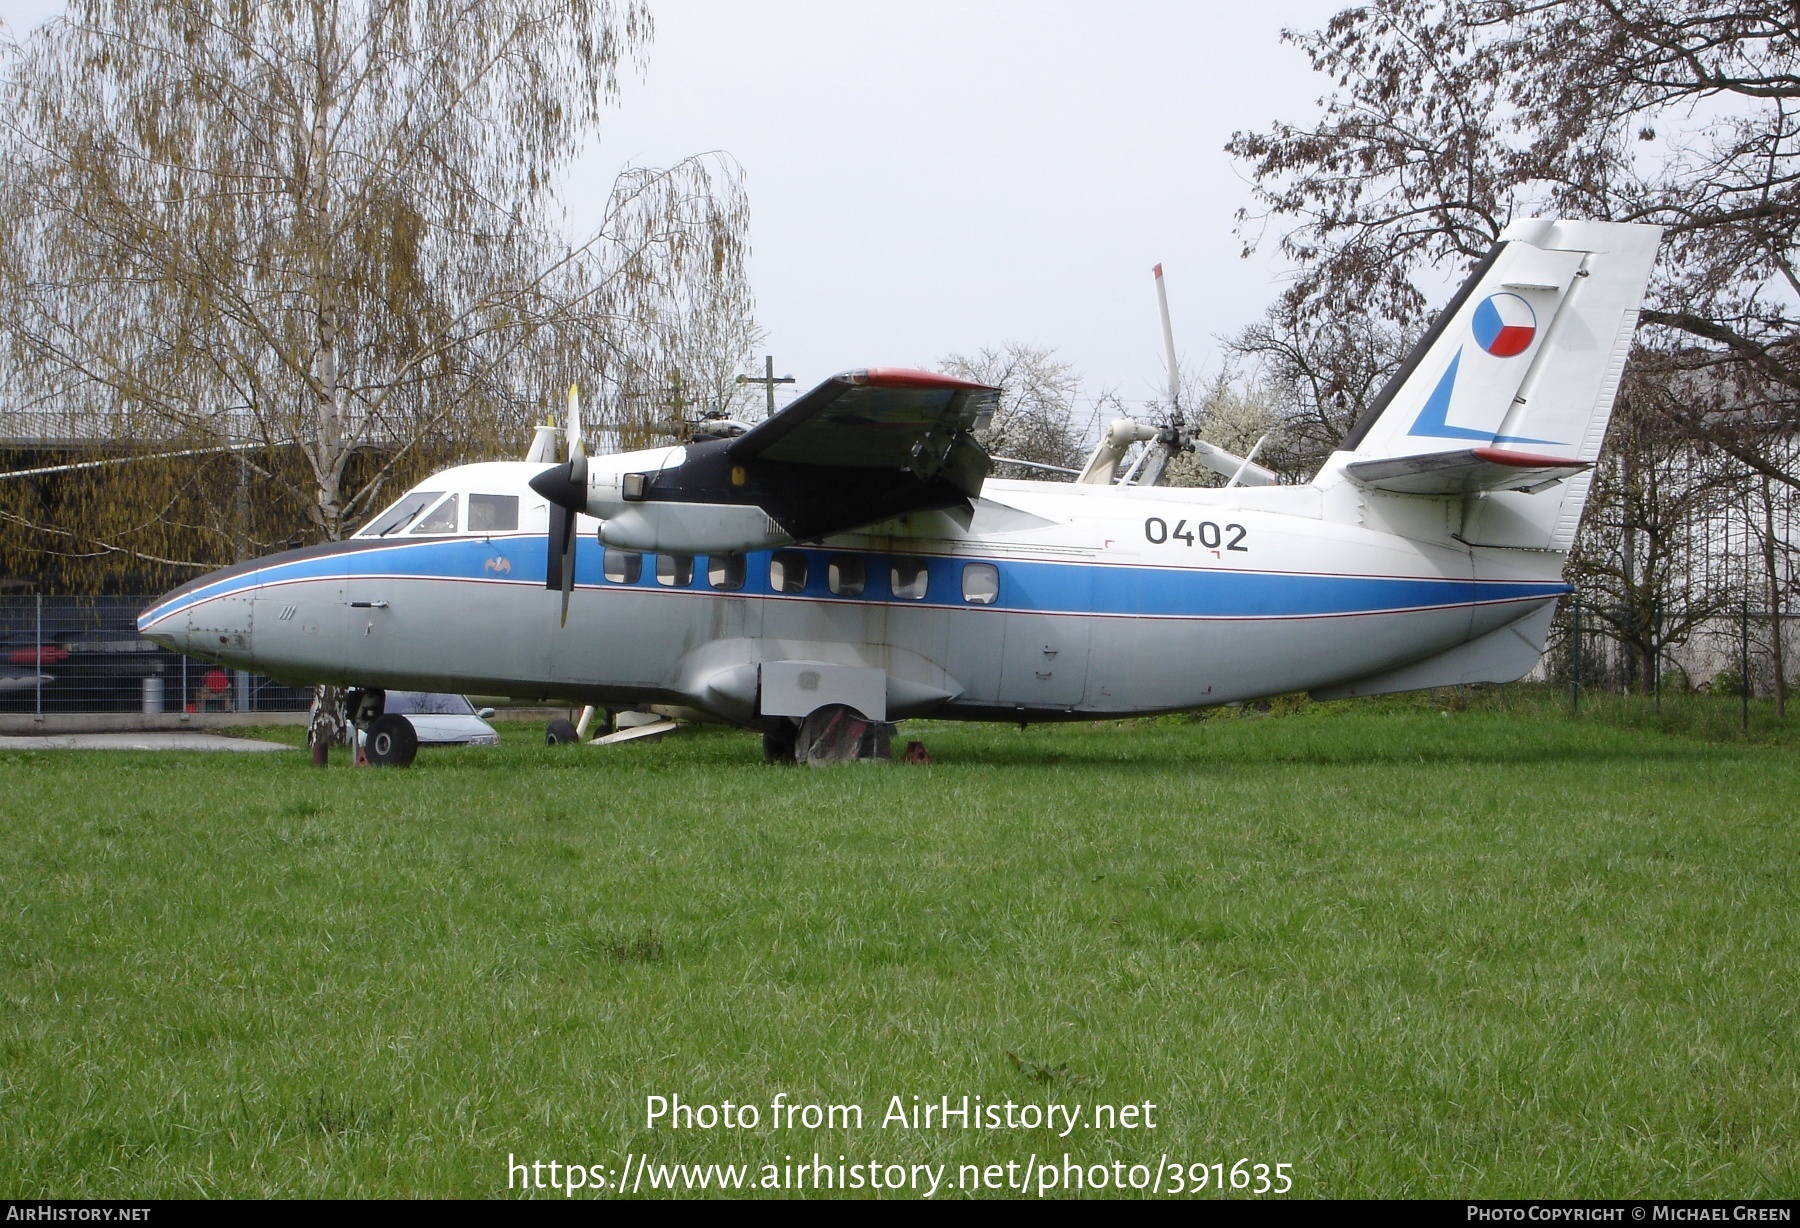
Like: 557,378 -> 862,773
139,460 -> 1568,722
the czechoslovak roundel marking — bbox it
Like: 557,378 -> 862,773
1471,292 -> 1537,357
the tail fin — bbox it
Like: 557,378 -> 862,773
1329,219 -> 1662,550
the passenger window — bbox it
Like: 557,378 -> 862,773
468,493 -> 519,533
708,555 -> 745,591
656,554 -> 694,587
361,490 -> 443,537
828,555 -> 865,596
962,562 -> 999,605
890,557 -> 929,600
409,493 -> 459,534
769,550 -> 808,593
604,548 -> 642,583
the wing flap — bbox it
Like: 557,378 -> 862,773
1344,446 -> 1591,495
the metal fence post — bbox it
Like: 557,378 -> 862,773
34,591 -> 42,718
1571,597 -> 1581,715
1652,600 -> 1661,712
1742,603 -> 1751,733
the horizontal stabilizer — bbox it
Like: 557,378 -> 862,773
1344,447 -> 1590,496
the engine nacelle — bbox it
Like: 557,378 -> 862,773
596,502 -> 788,555
573,446 -> 791,555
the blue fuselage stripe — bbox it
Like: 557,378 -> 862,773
142,536 -> 1569,630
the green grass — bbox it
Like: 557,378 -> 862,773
1,690 -> 1796,1198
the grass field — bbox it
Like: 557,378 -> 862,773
2,689 -> 1796,1198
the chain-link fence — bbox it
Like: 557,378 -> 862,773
0,595 -> 311,716
1537,598 -> 1797,721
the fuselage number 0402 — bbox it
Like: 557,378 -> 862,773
1144,517 -> 1248,551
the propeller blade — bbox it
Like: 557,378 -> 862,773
567,383 -> 584,460
558,512 -> 577,626
530,454 -> 588,624
1153,262 -> 1182,424
545,502 -> 570,591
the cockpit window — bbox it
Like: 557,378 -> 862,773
360,490 -> 443,537
409,493 -> 460,534
468,493 -> 519,533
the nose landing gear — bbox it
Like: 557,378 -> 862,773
337,687 -> 417,768
364,712 -> 419,767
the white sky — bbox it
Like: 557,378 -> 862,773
2,0 -> 1344,414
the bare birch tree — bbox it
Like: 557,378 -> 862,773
0,0 -> 754,569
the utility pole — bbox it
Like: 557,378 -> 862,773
736,355 -> 795,419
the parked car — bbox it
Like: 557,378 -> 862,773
0,628 -> 161,712
361,692 -> 500,747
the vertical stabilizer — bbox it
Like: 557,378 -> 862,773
1326,219 -> 1662,550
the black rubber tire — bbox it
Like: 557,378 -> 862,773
761,722 -> 798,764
546,718 -> 580,745
365,713 -> 418,767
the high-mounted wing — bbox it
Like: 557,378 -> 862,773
527,368 -> 1002,559
730,368 -> 995,472
718,367 -> 998,538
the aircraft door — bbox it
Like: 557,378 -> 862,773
998,613 -> 1090,712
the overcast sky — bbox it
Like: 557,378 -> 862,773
581,1 -> 1342,412
2,0 -> 1344,414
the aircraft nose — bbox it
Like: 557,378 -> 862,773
138,596 -> 189,654
138,560 -> 255,660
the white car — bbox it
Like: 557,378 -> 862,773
368,691 -> 500,746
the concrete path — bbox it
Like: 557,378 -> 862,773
0,732 -> 293,752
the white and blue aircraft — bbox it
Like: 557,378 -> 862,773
140,218 -> 1660,764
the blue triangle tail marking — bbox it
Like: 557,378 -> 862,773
1406,349 -> 1493,441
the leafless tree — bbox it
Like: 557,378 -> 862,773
1567,376 -> 1744,691
1226,0 -> 1800,490
940,343 -> 1092,478
0,0 -> 755,570
1226,309 -> 1413,479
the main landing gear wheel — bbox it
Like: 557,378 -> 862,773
364,713 -> 418,767
546,718 -> 580,745
795,704 -> 893,766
